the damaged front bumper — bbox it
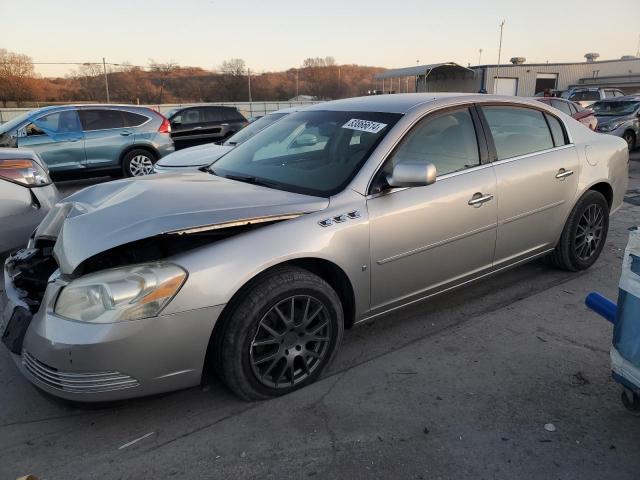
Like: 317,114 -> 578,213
1,249 -> 224,402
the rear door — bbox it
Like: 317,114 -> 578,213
170,107 -> 208,146
16,110 -> 85,171
79,109 -> 135,168
479,104 -> 579,268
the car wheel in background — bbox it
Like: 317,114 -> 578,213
622,131 -> 636,151
216,267 -> 344,401
122,149 -> 157,177
546,190 -> 609,271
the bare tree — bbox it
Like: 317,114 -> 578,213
217,58 -> 247,101
0,49 -> 37,107
218,58 -> 246,76
149,59 -> 178,103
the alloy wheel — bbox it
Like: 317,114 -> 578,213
129,155 -> 154,176
575,204 -> 605,261
250,295 -> 332,389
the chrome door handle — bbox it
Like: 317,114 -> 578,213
193,126 -> 203,130
556,168 -> 574,180
120,131 -> 132,136
468,193 -> 494,207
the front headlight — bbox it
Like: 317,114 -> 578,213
0,158 -> 51,186
55,262 -> 187,323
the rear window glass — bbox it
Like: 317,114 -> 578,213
481,106 -> 554,160
545,114 -> 567,147
121,111 -> 149,127
79,109 -> 124,130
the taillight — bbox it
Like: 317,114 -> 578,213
158,115 -> 171,134
0,159 -> 51,186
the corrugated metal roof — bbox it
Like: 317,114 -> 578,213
375,63 -> 473,80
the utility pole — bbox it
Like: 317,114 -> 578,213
247,67 -> 252,102
102,57 -> 110,103
495,20 -> 505,93
295,69 -> 299,98
636,33 -> 640,57
478,48 -> 483,65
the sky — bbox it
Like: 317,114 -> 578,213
2,0 -> 639,77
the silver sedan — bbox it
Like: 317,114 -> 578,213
0,148 -> 60,254
1,94 -> 629,402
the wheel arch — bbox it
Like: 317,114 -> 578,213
202,256 -> 356,383
585,181 -> 613,210
118,144 -> 160,165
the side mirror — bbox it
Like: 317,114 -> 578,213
386,161 -> 437,188
292,133 -> 318,148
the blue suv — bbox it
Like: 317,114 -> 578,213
0,105 -> 174,177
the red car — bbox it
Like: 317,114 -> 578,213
535,97 -> 598,130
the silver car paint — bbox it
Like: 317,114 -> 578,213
3,94 -> 629,401
153,143 -> 234,171
0,148 -> 60,253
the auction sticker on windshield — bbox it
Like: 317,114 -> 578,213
342,119 -> 387,134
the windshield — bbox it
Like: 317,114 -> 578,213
568,90 -> 600,102
590,100 -> 640,116
210,110 -> 402,197
223,112 -> 287,146
0,111 -> 32,133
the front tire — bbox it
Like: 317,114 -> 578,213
216,267 -> 344,401
546,190 -> 609,271
122,149 -> 157,177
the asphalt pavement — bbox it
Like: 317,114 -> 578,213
1,154 -> 640,480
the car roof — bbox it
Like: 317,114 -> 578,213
593,95 -> 640,103
27,104 -> 156,116
304,93 -> 484,114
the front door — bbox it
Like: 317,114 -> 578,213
16,109 -> 85,171
79,109 -> 135,169
479,105 -> 579,267
368,107 -> 498,312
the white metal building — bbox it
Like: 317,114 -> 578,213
375,56 -> 640,96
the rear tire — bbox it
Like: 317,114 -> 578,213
546,190 -> 609,271
122,149 -> 157,177
215,267 -> 344,401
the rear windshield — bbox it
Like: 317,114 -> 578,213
0,111 -> 32,133
569,91 -> 600,101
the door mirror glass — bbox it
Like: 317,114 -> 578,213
386,160 -> 437,188
292,133 -> 318,148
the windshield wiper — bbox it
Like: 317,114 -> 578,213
223,173 -> 282,189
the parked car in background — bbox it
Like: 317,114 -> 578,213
154,108 -> 298,173
563,87 -> 626,107
535,97 -> 598,130
0,105 -> 174,177
166,105 -> 248,150
591,96 -> 640,150
0,149 -> 59,253
1,94 -> 628,403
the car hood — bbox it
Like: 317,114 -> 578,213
155,143 -> 234,167
41,173 -> 329,273
594,114 -> 633,125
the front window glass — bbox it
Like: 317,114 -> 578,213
550,99 -> 572,116
210,110 -> 402,197
590,101 -> 640,116
224,113 -> 287,146
481,106 -> 554,160
31,110 -> 81,134
382,108 -> 480,179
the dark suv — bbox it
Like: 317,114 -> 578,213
166,105 -> 248,149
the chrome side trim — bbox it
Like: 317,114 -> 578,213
358,247 -> 555,324
499,200 -> 566,226
22,351 -> 139,394
491,144 -> 574,167
376,222 -> 497,265
166,214 -> 301,235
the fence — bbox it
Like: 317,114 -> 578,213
0,101 -> 323,124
